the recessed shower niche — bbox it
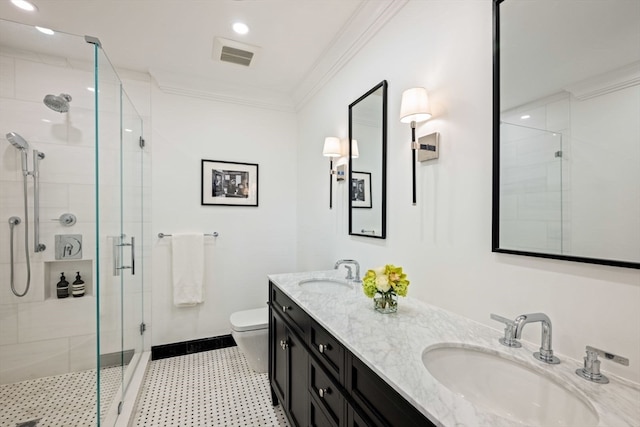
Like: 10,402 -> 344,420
44,259 -> 93,300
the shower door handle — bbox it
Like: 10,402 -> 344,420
113,236 -> 135,276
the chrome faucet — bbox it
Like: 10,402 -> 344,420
334,259 -> 361,282
513,313 -> 560,364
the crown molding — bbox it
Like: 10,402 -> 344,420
150,68 -> 296,113
292,0 -> 408,111
565,61 -> 640,101
150,0 -> 407,113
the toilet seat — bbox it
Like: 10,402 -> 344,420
230,307 -> 268,332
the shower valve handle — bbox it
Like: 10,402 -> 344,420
51,213 -> 77,226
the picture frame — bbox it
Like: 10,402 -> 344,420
201,159 -> 259,206
351,171 -> 372,208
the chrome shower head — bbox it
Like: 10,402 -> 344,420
43,93 -> 72,113
6,132 -> 29,150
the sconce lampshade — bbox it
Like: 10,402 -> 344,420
323,136 -> 342,158
400,87 -> 431,124
351,139 -> 359,158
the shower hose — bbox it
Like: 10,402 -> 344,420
8,172 -> 31,297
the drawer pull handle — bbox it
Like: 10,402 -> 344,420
318,387 -> 330,398
282,305 -> 291,312
318,344 -> 331,354
280,340 -> 289,350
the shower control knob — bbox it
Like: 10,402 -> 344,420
52,213 -> 77,226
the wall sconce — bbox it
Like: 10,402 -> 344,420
323,136 -> 342,209
400,87 -> 433,205
351,139 -> 359,158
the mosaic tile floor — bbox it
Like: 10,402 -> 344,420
0,366 -> 121,427
131,347 -> 290,427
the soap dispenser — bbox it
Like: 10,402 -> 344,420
71,271 -> 85,298
56,272 -> 69,298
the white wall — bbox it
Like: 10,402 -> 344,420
150,82 -> 298,346
296,0 -> 640,383
571,86 -> 640,262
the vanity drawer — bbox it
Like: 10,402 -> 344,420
310,358 -> 344,426
347,355 -> 435,427
310,319 -> 345,382
271,282 -> 309,336
310,396 -> 337,427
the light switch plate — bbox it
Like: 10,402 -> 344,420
417,132 -> 440,162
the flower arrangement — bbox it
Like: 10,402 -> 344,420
362,264 -> 410,313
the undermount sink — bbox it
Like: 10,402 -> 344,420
298,278 -> 353,294
422,344 -> 599,426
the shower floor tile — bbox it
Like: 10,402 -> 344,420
131,347 -> 290,427
0,365 -> 121,427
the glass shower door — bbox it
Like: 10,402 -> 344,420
119,88 -> 145,407
95,45 -> 145,426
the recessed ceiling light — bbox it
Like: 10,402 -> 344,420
520,114 -> 531,120
11,0 -> 37,12
36,26 -> 54,35
233,22 -> 249,35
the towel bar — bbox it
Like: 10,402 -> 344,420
158,232 -> 219,238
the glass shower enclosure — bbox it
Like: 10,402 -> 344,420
0,19 -> 147,426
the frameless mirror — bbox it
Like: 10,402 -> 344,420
493,0 -> 640,268
349,80 -> 387,238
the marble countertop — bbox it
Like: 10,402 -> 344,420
268,270 -> 640,427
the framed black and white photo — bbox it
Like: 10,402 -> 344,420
201,159 -> 258,206
351,171 -> 372,208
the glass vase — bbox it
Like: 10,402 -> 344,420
373,291 -> 398,313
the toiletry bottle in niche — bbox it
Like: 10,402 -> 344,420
56,272 -> 69,298
72,271 -> 85,298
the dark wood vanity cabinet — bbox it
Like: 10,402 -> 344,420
269,281 -> 435,427
269,288 -> 309,427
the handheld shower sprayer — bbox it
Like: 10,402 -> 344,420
4,132 -> 46,297
6,132 -> 29,174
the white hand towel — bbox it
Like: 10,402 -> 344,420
172,233 -> 205,306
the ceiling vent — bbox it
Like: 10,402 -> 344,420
213,37 -> 260,67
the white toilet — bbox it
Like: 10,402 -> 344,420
230,307 -> 269,373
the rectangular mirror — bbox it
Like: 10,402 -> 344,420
349,80 -> 387,238
493,0 -> 640,268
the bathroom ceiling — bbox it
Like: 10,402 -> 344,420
0,0 -> 404,110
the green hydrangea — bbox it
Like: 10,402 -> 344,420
362,269 -> 379,298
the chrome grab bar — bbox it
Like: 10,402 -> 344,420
33,150 -> 45,252
158,232 -> 219,238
